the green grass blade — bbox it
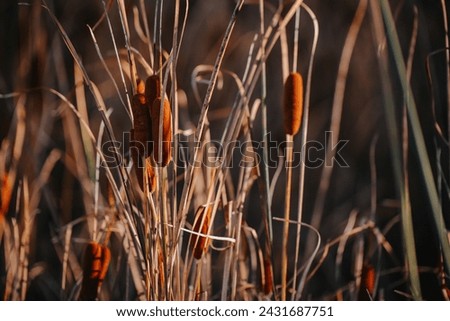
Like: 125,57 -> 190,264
380,0 -> 450,296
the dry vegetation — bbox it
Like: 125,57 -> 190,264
0,0 -> 450,300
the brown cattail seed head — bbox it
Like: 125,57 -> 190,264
79,242 -> 111,300
131,93 -> 152,157
191,205 -> 212,260
151,98 -> 172,167
0,173 -> 12,220
131,94 -> 151,144
362,264 -> 376,296
136,78 -> 145,95
145,75 -> 162,108
263,258 -> 274,295
131,93 -> 153,189
283,72 -> 303,136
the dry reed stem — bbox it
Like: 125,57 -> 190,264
191,205 -> 212,260
79,242 -> 111,300
130,129 -> 144,190
106,182 -> 115,209
283,72 -> 303,136
151,98 -> 172,167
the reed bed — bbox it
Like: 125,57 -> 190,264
0,0 -> 449,301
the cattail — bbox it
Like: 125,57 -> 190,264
145,75 -> 162,108
131,93 -> 152,189
131,93 -> 152,156
151,98 -> 172,167
79,242 -> 111,300
283,72 -> 303,136
136,78 -> 145,95
362,264 -> 375,296
191,205 -> 212,260
145,158 -> 156,193
0,173 -> 12,220
263,257 -> 273,295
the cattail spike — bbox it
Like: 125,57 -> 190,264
263,258 -> 274,295
131,93 -> 153,189
283,72 -> 304,136
131,93 -> 152,157
0,173 -> 12,220
191,205 -> 212,260
362,264 -> 376,297
136,78 -> 145,95
79,242 -> 111,300
151,98 -> 172,167
145,75 -> 162,108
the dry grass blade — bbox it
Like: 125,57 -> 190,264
79,242 -> 111,300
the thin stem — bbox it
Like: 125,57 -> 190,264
281,135 -> 294,300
